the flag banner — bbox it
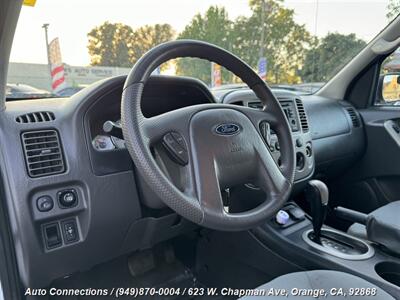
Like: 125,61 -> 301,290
48,38 -> 68,92
49,38 -> 62,65
212,63 -> 222,87
258,57 -> 267,81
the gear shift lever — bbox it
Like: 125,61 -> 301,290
305,180 -> 329,244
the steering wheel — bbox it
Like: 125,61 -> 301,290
121,40 -> 295,231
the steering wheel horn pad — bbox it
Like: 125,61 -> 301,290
121,40 -> 295,231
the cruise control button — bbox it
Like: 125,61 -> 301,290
171,132 -> 185,148
58,189 -> 78,208
37,196 -> 54,212
162,133 -> 188,165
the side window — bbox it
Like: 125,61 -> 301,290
377,49 -> 400,106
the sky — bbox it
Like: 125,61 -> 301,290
10,0 -> 392,66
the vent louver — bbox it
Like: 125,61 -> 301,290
345,107 -> 361,128
295,98 -> 309,132
248,102 -> 264,110
16,112 -> 55,124
21,130 -> 65,178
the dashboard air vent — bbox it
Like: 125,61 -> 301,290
16,112 -> 55,124
21,130 -> 65,178
345,107 -> 361,128
295,98 -> 309,132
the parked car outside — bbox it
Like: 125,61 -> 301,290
6,83 -> 55,100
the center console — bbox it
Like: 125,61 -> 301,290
254,180 -> 400,298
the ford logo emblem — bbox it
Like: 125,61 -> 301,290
215,123 -> 241,136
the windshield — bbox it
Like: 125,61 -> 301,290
7,0 -> 396,99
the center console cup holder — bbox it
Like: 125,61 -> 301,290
375,262 -> 400,287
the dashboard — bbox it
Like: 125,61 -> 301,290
0,75 -> 365,288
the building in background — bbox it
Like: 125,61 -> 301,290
7,62 -> 130,92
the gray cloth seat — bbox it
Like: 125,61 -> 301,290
240,270 -> 394,299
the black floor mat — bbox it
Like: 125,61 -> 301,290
50,247 -> 202,300
49,234 -> 260,300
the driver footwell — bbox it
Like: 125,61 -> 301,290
49,230 -> 299,299
49,240 -> 223,300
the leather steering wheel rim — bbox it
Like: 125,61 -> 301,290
121,40 -> 295,231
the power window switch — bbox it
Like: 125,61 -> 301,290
61,219 -> 79,244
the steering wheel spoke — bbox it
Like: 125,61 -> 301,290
142,104 -> 224,144
254,144 -> 290,196
192,156 -> 225,216
142,109 -> 191,145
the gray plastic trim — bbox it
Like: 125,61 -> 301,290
372,37 -> 400,55
384,120 -> 400,147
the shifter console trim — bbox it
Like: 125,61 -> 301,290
302,228 -> 374,260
